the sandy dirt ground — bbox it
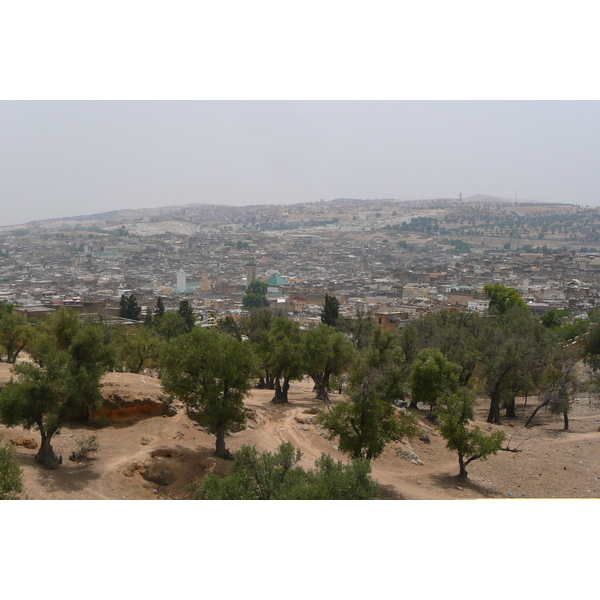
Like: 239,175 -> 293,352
1,369 -> 599,500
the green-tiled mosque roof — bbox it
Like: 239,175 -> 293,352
264,273 -> 290,286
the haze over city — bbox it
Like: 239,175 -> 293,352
2,100 -> 599,227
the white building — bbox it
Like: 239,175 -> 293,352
176,269 -> 187,293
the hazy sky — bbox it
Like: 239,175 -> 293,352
1,100 -> 599,227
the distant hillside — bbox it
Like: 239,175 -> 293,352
464,194 -> 513,203
0,194 -> 576,232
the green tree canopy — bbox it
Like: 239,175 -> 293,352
318,331 -> 419,461
114,326 -> 163,373
409,348 -> 461,414
302,324 -> 355,402
177,299 -> 196,333
242,281 -> 269,309
143,307 -> 153,327
154,297 -> 165,319
435,390 -> 505,478
119,294 -> 142,320
540,309 -> 565,329
238,307 -> 287,389
484,283 -> 526,314
263,317 -> 304,403
218,315 -> 242,341
0,312 -> 30,364
478,307 -> 550,423
338,305 -> 375,350
159,328 -> 257,458
154,311 -> 187,340
320,294 -> 340,327
0,310 -> 115,468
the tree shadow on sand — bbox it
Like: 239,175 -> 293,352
377,483 -> 405,500
22,454 -> 102,494
429,473 -> 504,499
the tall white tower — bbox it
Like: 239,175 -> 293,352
176,269 -> 187,293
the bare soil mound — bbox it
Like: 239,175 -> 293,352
1,375 -> 599,500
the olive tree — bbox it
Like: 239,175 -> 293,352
409,348 -> 461,415
159,328 -> 257,459
0,310 -> 115,468
263,317 -> 304,404
302,324 -> 355,402
435,390 -> 505,478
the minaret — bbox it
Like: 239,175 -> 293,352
246,258 -> 256,285
200,272 -> 210,291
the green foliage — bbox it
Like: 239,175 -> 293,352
318,380 -> 419,461
0,311 -> 30,363
484,283 -> 526,314
338,305 -> 375,350
154,311 -> 187,340
119,294 -> 142,320
237,307 -> 287,388
540,309 -> 567,329
557,316 -> 588,343
242,280 -> 269,309
196,442 -> 379,500
302,324 -> 355,401
0,309 -> 115,468
177,299 -> 195,333
409,348 -> 461,413
446,239 -> 471,253
114,326 -> 163,373
159,328 -> 257,458
218,315 -> 242,341
318,331 -> 419,460
583,324 -> 600,371
0,435 -> 24,499
417,310 -> 485,387
478,306 -> 550,423
143,307 -> 153,327
154,297 -> 165,319
320,294 -> 340,327
435,390 -> 505,478
0,301 -> 14,316
263,317 -> 304,403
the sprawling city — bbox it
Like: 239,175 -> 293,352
1,194 -> 599,501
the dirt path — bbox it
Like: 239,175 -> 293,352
2,377 -> 599,500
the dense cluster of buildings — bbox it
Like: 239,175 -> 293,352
2,199 -> 600,329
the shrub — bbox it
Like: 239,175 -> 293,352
69,435 -> 100,462
0,435 -> 24,499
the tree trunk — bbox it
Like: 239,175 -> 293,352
458,453 -> 468,478
35,429 -> 61,469
409,400 -> 418,409
563,411 -> 569,431
257,375 -> 266,389
265,369 -> 275,390
487,395 -> 501,424
504,396 -> 516,418
271,376 -> 290,404
214,425 -> 232,460
524,399 -> 549,428
427,402 -> 437,422
312,375 -> 329,402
